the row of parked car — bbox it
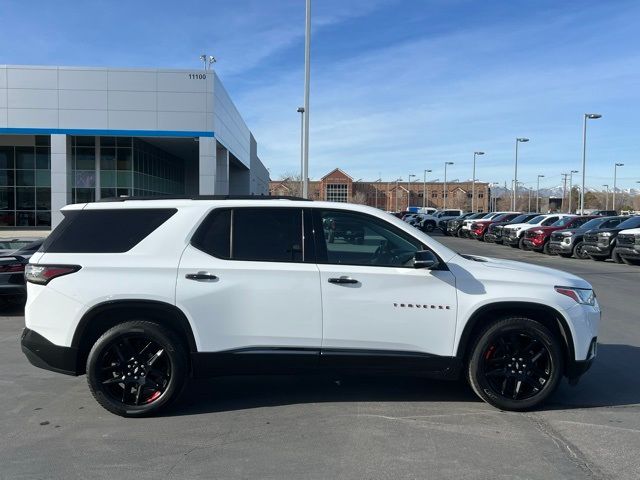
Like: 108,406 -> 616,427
0,238 -> 45,305
425,210 -> 640,265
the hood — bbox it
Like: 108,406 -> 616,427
457,254 -> 591,289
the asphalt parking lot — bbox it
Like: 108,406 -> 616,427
1,234 -> 639,479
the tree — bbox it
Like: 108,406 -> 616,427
352,191 -> 367,205
276,171 -> 303,197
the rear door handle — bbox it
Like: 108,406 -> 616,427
185,271 -> 218,282
328,276 -> 359,284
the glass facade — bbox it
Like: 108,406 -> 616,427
71,136 -> 185,202
0,136 -> 51,227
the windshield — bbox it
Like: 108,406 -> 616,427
509,214 -> 531,224
579,218 -> 607,230
551,216 -> 576,227
618,216 -> 640,229
527,215 -> 546,224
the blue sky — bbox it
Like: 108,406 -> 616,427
1,0 -> 639,190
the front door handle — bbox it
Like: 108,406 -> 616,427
185,271 -> 218,282
328,276 -> 359,284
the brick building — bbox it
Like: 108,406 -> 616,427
269,168 -> 491,212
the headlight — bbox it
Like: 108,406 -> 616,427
533,230 -> 544,235
561,231 -> 573,236
562,237 -> 572,244
600,232 -> 612,237
514,227 -> 522,231
555,286 -> 596,306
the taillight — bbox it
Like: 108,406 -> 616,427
0,263 -> 26,273
25,264 -> 81,285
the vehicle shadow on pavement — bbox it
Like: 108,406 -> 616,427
168,343 -> 640,416
547,343 -> 640,410
168,375 -> 480,416
0,301 -> 25,317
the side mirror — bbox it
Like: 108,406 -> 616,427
414,250 -> 439,269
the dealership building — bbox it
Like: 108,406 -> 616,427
0,65 -> 269,229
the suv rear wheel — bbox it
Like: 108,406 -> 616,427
467,317 -> 563,411
86,320 -> 188,417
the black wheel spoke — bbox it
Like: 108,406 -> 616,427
483,330 -> 552,402
98,334 -> 170,408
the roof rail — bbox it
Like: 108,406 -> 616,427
98,195 -> 311,202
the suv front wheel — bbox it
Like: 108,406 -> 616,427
467,317 -> 563,411
86,320 -> 188,417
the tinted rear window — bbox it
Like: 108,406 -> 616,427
41,208 -> 176,253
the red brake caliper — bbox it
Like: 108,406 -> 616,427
485,345 -> 495,360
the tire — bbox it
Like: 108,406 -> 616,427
86,320 -> 188,417
508,242 -> 519,248
542,241 -> 552,255
423,222 -> 435,233
611,251 -> 624,264
518,237 -> 528,250
620,256 -> 640,266
467,317 -> 564,411
588,254 -> 607,262
573,241 -> 589,260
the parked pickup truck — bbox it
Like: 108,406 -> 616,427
484,213 -> 539,244
469,212 -> 521,241
503,214 -> 570,249
614,228 -> 640,265
582,215 -> 640,262
548,216 -> 626,259
523,216 -> 596,254
444,212 -> 482,236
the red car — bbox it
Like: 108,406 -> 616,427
470,213 -> 522,241
523,216 -> 597,253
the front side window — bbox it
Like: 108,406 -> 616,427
317,210 -> 424,267
541,216 -> 560,226
192,207 -> 308,263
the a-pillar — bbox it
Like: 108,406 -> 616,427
50,134 -> 72,228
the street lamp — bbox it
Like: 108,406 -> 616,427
513,138 -> 529,210
374,177 -> 381,209
602,184 -> 609,210
407,174 -> 416,209
580,113 -> 602,214
301,0 -> 312,198
536,174 -> 545,213
297,107 -> 305,195
568,170 -> 579,213
443,162 -> 454,209
613,163 -> 624,212
423,169 -> 432,209
472,152 -> 484,212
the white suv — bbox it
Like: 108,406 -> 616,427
22,198 -> 599,416
503,214 -> 574,249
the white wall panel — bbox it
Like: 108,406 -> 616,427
157,91 -> 206,112
7,68 -> 58,89
8,108 -> 58,127
107,70 -> 156,92
158,111 -> 206,131
157,71 -> 208,93
0,67 -> 7,89
59,109 -> 108,129
59,69 -> 108,90
8,89 -> 58,109
108,90 -> 156,111
59,89 -> 107,110
108,110 -> 157,130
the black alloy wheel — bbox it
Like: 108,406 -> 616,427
573,241 -> 589,259
467,317 -> 563,411
87,321 -> 187,417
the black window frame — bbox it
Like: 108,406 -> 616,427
191,207 -> 315,264
312,208 -> 432,269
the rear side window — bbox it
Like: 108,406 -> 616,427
41,209 -> 176,253
192,207 -> 310,263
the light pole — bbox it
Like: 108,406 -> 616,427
472,151 -> 484,212
374,178 -> 381,209
423,169 -> 432,208
613,163 -> 624,212
301,0 -> 312,198
513,138 -> 529,210
536,175 -> 545,213
443,162 -> 454,209
407,174 -> 416,209
568,170 -> 579,213
580,113 -> 602,214
297,106 -> 304,195
602,184 -> 609,210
